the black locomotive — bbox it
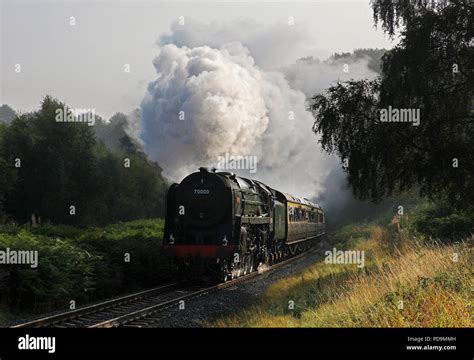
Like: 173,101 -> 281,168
164,167 -> 325,281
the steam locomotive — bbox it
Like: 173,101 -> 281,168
163,167 -> 325,281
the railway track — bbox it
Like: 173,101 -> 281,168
93,247 -> 319,328
11,282 -> 181,328
12,246 -> 319,328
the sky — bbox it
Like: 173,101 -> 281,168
1,0 -> 394,118
0,0 -> 397,204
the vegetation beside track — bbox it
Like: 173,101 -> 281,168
0,218 -> 173,324
212,205 -> 472,327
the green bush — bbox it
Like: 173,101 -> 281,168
403,202 -> 473,242
74,219 -> 171,298
0,219 -> 173,318
30,223 -> 84,239
0,231 -> 100,312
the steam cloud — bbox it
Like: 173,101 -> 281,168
140,19 -> 378,202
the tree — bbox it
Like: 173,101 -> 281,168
309,0 -> 474,211
1,96 -> 168,225
0,105 -> 16,124
0,124 -> 16,221
2,96 -> 98,224
94,112 -> 128,153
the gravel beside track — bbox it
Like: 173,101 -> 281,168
150,242 -> 328,327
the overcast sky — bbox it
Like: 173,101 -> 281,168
1,0 -> 394,119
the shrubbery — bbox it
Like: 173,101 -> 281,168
400,202 -> 473,243
0,219 -> 173,319
0,98 -> 174,322
0,231 -> 100,312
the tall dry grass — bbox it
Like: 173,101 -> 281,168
212,225 -> 471,328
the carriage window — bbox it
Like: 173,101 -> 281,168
290,206 -> 317,222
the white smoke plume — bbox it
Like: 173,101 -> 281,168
140,19 -> 378,200
282,55 -> 378,98
141,43 -> 270,178
158,18 -> 328,70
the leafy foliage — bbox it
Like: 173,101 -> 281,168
73,218 -> 171,298
0,124 -> 17,222
309,0 -> 474,211
0,96 -> 168,226
0,97 -> 171,319
401,201 -> 474,242
0,231 -> 100,311
0,219 -> 172,317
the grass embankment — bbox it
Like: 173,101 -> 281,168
0,219 -> 172,323
212,224 -> 472,327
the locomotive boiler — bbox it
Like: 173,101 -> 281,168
163,167 -> 325,281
